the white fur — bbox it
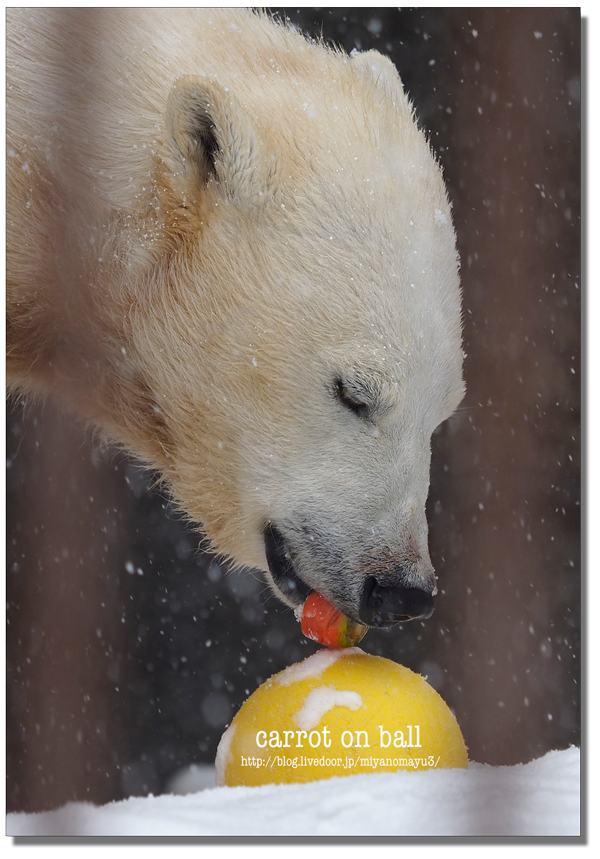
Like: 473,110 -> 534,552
6,9 -> 464,618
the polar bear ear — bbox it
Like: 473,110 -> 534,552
351,50 -> 406,104
164,75 -> 270,210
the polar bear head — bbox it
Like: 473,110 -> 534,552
138,46 -> 464,628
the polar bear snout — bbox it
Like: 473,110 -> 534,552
263,519 -> 437,628
359,575 -> 435,628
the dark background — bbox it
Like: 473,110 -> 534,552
6,7 -> 581,813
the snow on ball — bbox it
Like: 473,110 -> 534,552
216,648 -> 468,787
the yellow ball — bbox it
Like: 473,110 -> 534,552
216,648 -> 468,787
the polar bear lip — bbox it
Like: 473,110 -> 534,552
263,521 -> 313,605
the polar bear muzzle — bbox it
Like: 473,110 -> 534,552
263,521 -> 436,628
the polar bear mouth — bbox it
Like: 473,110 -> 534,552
263,521 -> 313,605
263,521 -> 436,628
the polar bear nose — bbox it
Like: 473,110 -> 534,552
359,575 -> 434,627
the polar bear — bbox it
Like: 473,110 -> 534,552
6,8 -> 464,627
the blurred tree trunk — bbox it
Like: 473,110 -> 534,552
6,401 -> 128,811
434,7 -> 580,764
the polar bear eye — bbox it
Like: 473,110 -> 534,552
333,378 -> 370,420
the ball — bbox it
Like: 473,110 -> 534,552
216,648 -> 468,787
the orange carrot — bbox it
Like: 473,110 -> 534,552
300,592 -> 368,648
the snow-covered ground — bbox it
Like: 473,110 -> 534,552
7,746 -> 579,837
